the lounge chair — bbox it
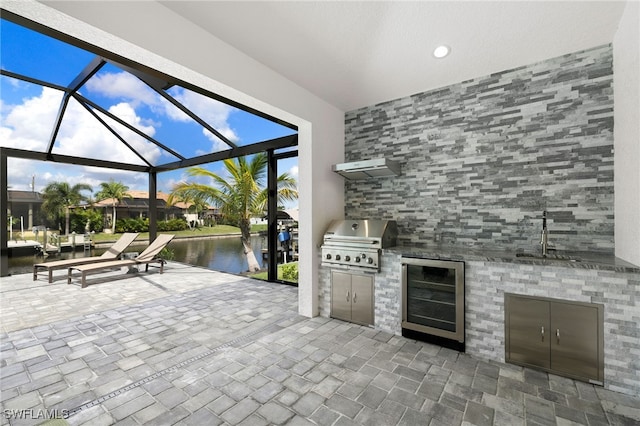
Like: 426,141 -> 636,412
67,234 -> 175,288
33,233 -> 139,283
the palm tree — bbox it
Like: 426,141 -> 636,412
95,180 -> 131,234
169,153 -> 298,272
41,182 -> 93,235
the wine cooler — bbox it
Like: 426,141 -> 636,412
401,257 -> 465,351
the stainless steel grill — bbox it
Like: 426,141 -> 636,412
321,219 -> 398,271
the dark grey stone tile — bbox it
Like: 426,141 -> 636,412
464,401 -> 495,426
393,364 -> 427,382
356,384 -> 387,409
283,375 -> 314,395
110,394 -> 156,421
155,387 -> 189,410
309,405 -> 341,426
252,381 -> 284,404
256,402 -> 294,425
221,379 -> 253,402
262,365 -> 290,383
418,381 -> 444,402
554,403 -> 588,424
292,391 -> 325,417
219,397 -> 260,424
472,373 -> 498,395
537,387 -> 568,405
524,369 -> 550,390
285,415 -> 317,426
337,382 -> 365,400
343,355 -> 368,371
441,391 -> 467,412
376,399 -> 409,424
354,406 -> 400,426
524,395 -> 556,424
325,393 -> 364,419
399,408 -> 431,426
566,395 -> 607,417
206,395 -> 236,416
396,376 -> 420,393
476,361 -> 501,379
181,407 -> 223,426
430,401 -> 464,425
371,370 -> 399,391
387,387 -> 425,411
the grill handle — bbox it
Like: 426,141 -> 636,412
323,237 -> 379,245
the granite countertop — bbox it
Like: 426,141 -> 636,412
388,243 -> 640,274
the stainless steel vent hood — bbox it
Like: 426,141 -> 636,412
332,158 -> 401,180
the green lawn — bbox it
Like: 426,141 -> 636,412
250,261 -> 298,283
89,224 -> 267,242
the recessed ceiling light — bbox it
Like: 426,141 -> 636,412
433,45 -> 451,59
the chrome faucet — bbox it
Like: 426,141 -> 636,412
540,210 -> 553,256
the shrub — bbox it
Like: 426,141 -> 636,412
157,218 -> 189,232
281,262 -> 298,282
70,208 -> 103,233
115,217 -> 148,233
159,247 -> 175,261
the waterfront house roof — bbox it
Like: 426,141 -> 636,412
7,190 -> 44,203
93,190 -> 206,211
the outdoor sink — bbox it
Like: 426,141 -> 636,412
515,253 -> 582,262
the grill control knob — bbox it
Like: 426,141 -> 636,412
335,255 -> 341,261
345,256 -> 351,262
325,254 -> 332,260
355,257 -> 361,263
367,257 -> 374,264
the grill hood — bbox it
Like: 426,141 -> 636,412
332,158 -> 400,180
323,219 -> 398,248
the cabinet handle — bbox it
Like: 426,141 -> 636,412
556,329 -> 560,344
346,291 -> 350,302
353,292 -> 357,304
541,326 -> 545,341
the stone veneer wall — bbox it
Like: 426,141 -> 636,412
319,252 -> 640,395
344,45 -> 614,253
463,260 -> 640,396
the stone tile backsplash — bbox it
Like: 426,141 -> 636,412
344,45 -> 614,253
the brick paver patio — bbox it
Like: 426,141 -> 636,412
1,262 -> 639,425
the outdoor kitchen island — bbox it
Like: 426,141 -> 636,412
318,244 -> 640,396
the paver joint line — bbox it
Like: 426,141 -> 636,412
63,312 -> 303,418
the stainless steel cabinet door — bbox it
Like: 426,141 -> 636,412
351,274 -> 374,326
550,302 -> 600,381
331,271 -> 352,322
506,295 -> 550,369
505,294 -> 604,385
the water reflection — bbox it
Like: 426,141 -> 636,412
7,236 -> 264,276
170,236 -> 264,273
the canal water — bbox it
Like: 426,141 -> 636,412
7,235 -> 265,276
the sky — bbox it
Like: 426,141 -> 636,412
0,18 -> 299,207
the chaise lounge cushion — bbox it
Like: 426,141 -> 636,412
33,233 -> 139,283
67,234 -> 175,288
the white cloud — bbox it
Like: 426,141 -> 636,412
289,165 -> 299,177
6,158 -> 148,194
86,72 -> 239,154
0,87 -> 63,151
84,71 -> 157,108
168,87 -> 239,151
54,98 -> 162,166
2,71 -> 247,192
1,87 -> 163,191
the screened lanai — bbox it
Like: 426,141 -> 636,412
0,11 -> 298,280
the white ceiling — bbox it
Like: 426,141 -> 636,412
159,1 -> 626,112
